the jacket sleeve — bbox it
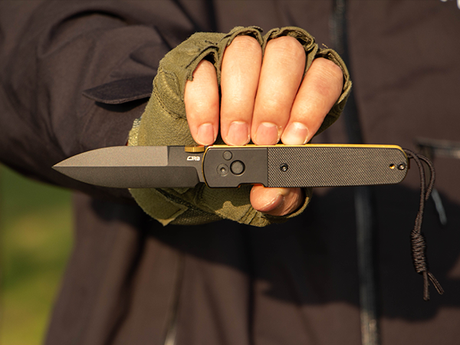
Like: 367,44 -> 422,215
0,2 -> 351,226
0,0 -> 197,201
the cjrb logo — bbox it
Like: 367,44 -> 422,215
187,155 -> 201,162
440,0 -> 460,9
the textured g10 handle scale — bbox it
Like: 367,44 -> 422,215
202,145 -> 408,188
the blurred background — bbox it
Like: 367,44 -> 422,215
0,164 -> 73,345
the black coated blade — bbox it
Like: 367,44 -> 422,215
53,146 -> 203,188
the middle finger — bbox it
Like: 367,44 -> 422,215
221,36 -> 262,146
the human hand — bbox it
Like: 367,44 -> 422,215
184,35 -> 343,216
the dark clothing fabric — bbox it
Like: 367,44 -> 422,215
1,1 -> 460,344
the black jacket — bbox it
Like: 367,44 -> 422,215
1,1 -> 460,344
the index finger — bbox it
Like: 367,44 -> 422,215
184,60 -> 220,145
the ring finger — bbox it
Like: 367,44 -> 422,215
251,36 -> 306,145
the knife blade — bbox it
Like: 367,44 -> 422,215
53,144 -> 409,188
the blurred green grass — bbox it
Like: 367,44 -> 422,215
0,165 -> 72,345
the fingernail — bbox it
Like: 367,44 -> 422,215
255,122 -> 280,145
226,121 -> 250,146
282,122 -> 310,145
263,193 -> 284,212
196,123 -> 215,145
258,188 -> 290,213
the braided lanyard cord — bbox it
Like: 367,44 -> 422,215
404,149 -> 444,301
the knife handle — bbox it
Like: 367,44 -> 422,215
202,144 -> 408,188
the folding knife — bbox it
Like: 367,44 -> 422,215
53,144 -> 409,189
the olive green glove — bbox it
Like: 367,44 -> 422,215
128,26 -> 351,226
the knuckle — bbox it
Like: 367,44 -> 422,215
258,97 -> 289,119
313,58 -> 343,83
228,35 -> 261,55
267,36 -> 304,59
194,59 -> 215,75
